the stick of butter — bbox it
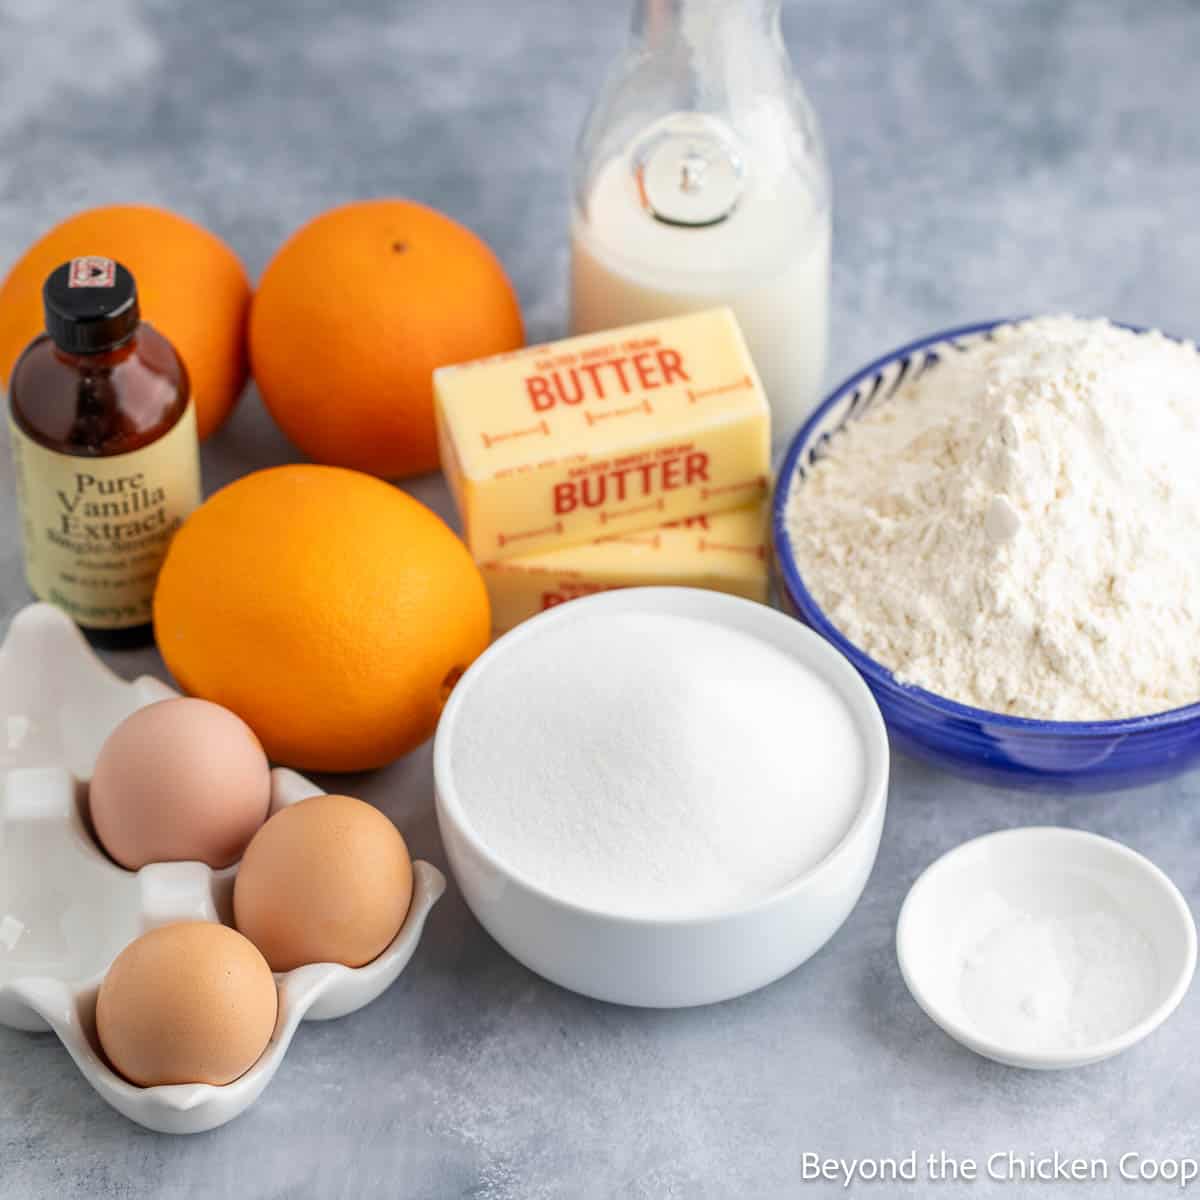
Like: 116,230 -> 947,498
434,308 -> 770,561
481,503 -> 769,635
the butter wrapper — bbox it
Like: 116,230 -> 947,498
481,502 -> 769,635
434,309 -> 770,561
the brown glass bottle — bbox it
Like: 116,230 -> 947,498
8,257 -> 201,649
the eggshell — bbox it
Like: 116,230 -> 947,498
96,922 -> 278,1087
234,794 -> 413,971
90,698 -> 271,870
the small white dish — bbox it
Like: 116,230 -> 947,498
435,586 -> 890,1008
897,827 -> 1196,1069
0,603 -> 446,1133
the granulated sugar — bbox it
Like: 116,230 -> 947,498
786,316 -> 1200,720
451,611 -> 864,919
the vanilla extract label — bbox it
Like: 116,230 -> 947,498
55,479 -> 171,542
9,405 -> 201,628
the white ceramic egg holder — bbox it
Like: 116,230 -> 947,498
0,603 -> 445,1134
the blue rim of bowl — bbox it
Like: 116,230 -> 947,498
772,316 -> 1200,738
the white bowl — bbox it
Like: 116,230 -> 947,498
0,603 -> 445,1133
897,827 -> 1196,1069
434,587 -> 889,1008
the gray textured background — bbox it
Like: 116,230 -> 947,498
3,1 -> 1200,1197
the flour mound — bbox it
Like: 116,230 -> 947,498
786,316 -> 1200,720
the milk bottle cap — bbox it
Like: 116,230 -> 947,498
632,120 -> 744,228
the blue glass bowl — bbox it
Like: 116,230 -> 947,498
772,319 -> 1200,794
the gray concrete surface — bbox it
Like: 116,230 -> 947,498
2,1 -> 1200,1196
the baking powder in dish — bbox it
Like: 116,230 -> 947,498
957,888 -> 1158,1052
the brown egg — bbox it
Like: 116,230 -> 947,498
234,794 -> 413,971
90,698 -> 271,870
96,922 -> 277,1087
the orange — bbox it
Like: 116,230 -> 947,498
0,205 -> 251,440
153,465 -> 490,772
249,199 -> 524,479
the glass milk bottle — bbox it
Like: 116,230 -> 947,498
570,0 -> 831,446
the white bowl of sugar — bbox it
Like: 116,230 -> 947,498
434,587 -> 889,1008
897,827 -> 1197,1069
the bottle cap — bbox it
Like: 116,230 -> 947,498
42,257 -> 140,354
632,121 -> 745,228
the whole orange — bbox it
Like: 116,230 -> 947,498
249,199 -> 524,478
0,205 -> 251,440
153,465 -> 490,772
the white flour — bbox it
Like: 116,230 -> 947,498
786,316 -> 1200,720
451,611 -> 864,919
957,889 -> 1158,1052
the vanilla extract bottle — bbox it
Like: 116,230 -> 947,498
8,257 -> 201,648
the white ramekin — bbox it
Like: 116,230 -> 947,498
434,587 -> 889,1008
897,826 -> 1197,1069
